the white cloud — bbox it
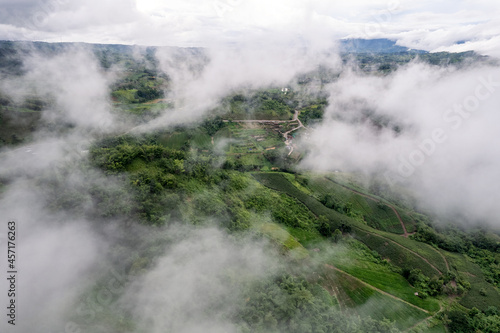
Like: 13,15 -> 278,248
0,0 -> 498,56
300,62 -> 500,225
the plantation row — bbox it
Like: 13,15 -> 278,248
251,172 -> 352,234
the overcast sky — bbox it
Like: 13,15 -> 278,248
0,0 -> 499,55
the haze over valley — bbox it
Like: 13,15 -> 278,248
0,1 -> 500,332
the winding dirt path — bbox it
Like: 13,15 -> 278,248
403,301 -> 448,332
436,249 -> 450,272
222,110 -> 308,156
281,111 -> 307,156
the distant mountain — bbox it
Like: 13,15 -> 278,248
340,38 -> 427,54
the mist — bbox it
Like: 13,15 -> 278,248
134,36 -> 340,131
300,61 -> 500,225
0,45 -> 303,333
0,23 -> 499,332
0,46 -> 123,332
118,227 -> 277,333
0,179 -> 106,332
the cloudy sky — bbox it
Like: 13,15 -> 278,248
0,0 -> 499,55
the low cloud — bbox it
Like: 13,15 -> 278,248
119,226 -> 276,333
301,61 -> 500,225
137,38 -> 340,130
0,180 -> 105,332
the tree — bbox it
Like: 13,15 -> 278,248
332,229 -> 342,243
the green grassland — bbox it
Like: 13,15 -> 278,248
352,228 -> 441,277
325,267 -> 430,330
306,175 -> 412,234
383,233 -> 450,274
157,131 -> 190,149
250,170 -> 500,326
210,122 -> 287,171
445,252 -> 500,311
220,123 -> 284,152
323,172 -> 419,226
316,238 -> 440,312
251,172 -> 450,277
256,222 -> 309,260
285,226 -> 323,247
248,171 -> 500,330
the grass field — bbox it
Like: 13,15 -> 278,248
383,233 -> 449,274
227,124 -> 283,152
191,131 -> 212,149
317,238 -> 440,313
306,176 -> 406,234
319,173 -> 418,229
256,222 -> 309,260
250,170 -> 500,322
445,252 -> 500,311
329,268 -> 430,330
253,172 -> 450,279
157,131 -> 189,149
238,154 -> 271,166
352,228 -> 441,278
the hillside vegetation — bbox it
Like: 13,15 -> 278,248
1,41 -> 499,332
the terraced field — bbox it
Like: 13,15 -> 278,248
352,228 -> 441,278
191,132 -> 212,149
252,172 -> 352,231
253,172 -> 448,277
158,131 -> 190,149
317,239 -> 441,312
307,176 -> 413,234
252,170 -> 500,327
445,252 -> 500,311
321,265 -> 430,331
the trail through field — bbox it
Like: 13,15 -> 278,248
283,110 -> 308,156
221,110 -> 307,156
354,226 -> 443,275
222,119 -> 289,123
437,249 -> 450,272
325,178 -> 411,237
323,178 -> 451,273
403,315 -> 433,332
403,302 -> 447,332
324,264 -> 431,314
283,110 -> 307,137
